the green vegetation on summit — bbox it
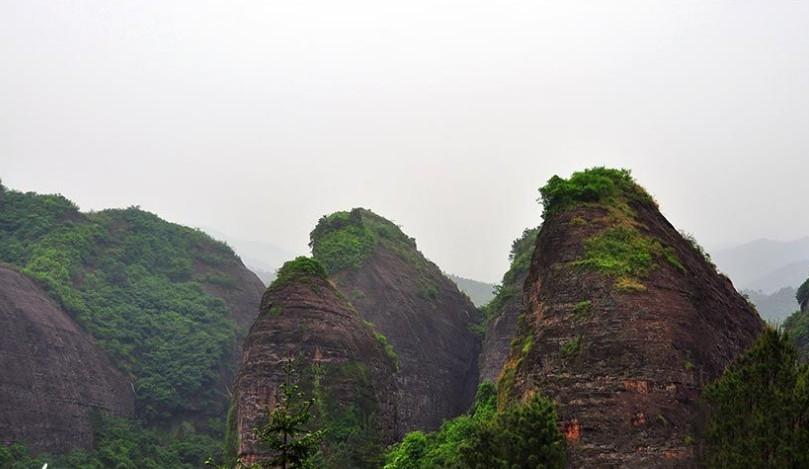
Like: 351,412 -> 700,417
270,256 -> 329,290
538,167 -> 683,291
538,167 -> 654,218
309,208 -> 421,274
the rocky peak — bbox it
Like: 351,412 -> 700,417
310,208 -> 482,435
501,168 -> 763,467
234,257 -> 398,468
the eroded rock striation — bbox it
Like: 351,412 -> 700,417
310,208 -> 482,435
234,257 -> 398,468
500,168 -> 763,467
0,266 -> 134,454
479,227 -> 538,383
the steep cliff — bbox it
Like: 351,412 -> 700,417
478,227 -> 538,383
0,265 -> 134,454
500,168 -> 763,467
0,186 -> 263,429
234,257 -> 398,468
310,208 -> 482,434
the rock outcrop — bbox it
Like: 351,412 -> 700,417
478,227 -> 538,383
500,168 -> 763,467
310,208 -> 482,435
234,257 -> 398,468
0,266 -> 134,454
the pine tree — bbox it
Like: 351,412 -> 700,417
255,358 -> 324,469
702,328 -> 809,468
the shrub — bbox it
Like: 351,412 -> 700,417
271,256 -> 328,289
310,208 -> 422,275
561,336 -> 582,358
538,167 -> 651,218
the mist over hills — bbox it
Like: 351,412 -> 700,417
201,228 -> 298,286
711,237 -> 809,293
446,274 -> 496,307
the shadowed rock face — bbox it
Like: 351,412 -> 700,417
311,209 -> 482,435
234,261 -> 397,467
0,266 -> 134,454
502,170 -> 763,467
479,227 -> 538,384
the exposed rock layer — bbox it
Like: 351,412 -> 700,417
506,190 -> 763,467
317,209 -> 482,435
479,227 -> 538,383
234,269 -> 397,466
0,266 -> 134,454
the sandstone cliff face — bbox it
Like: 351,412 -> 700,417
479,227 -> 538,383
502,169 -> 763,467
234,258 -> 398,468
0,266 -> 134,454
311,209 -> 482,435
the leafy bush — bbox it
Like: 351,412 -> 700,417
271,256 -> 328,289
309,211 -> 380,274
373,331 -> 399,370
384,382 -> 566,469
702,328 -> 809,468
575,227 -> 682,278
560,336 -> 582,358
538,167 -> 652,218
310,208 -> 420,274
384,382 -> 497,469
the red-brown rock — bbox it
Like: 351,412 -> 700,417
234,258 -> 397,467
0,266 -> 134,454
502,169 -> 764,467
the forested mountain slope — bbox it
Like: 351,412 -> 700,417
0,183 -> 263,461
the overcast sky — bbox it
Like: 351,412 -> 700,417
2,1 -> 809,282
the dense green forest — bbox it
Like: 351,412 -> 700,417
0,184 -> 246,465
702,328 -> 809,467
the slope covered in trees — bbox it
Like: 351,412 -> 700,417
0,183 -> 263,461
701,328 -> 809,467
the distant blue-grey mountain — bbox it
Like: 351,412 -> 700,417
711,237 -> 809,293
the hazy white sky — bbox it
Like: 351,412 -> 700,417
2,1 -> 809,282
